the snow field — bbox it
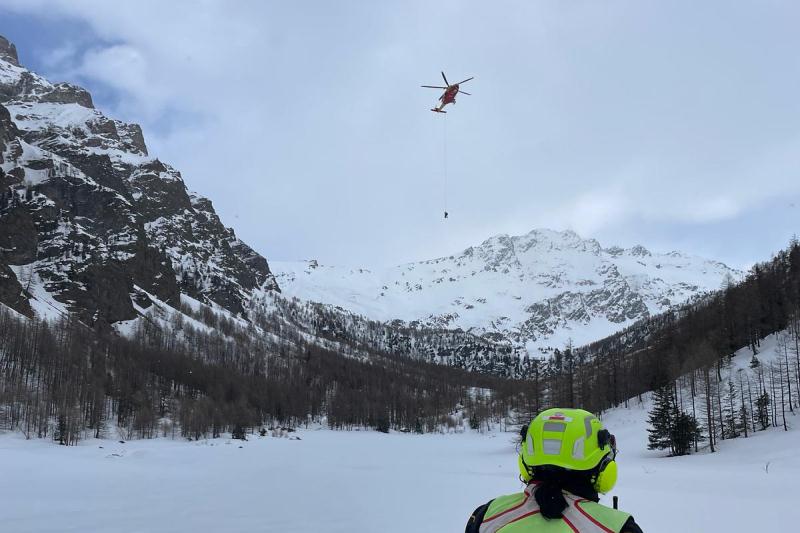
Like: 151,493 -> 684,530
1,409 -> 798,533
606,403 -> 798,533
2,330 -> 796,532
0,430 -> 516,533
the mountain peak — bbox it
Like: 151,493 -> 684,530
0,36 -> 20,67
467,229 -> 612,271
524,228 -> 597,249
273,227 -> 739,356
0,38 -> 94,109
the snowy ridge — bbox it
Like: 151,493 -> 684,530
6,101 -> 150,165
273,229 -> 739,355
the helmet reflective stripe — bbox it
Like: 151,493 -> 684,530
543,422 -> 567,432
584,416 -> 596,438
572,436 -> 585,460
543,438 -> 561,455
479,487 -> 628,533
526,433 -> 534,455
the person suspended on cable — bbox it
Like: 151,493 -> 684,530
444,211 -> 449,219
465,408 -> 644,533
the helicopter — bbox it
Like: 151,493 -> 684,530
421,71 -> 473,113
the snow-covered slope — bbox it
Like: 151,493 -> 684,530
274,229 -> 738,355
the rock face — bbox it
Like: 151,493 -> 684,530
0,36 -> 278,325
0,262 -> 32,317
273,229 -> 740,355
0,36 -> 18,67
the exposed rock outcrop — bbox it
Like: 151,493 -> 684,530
0,36 -> 278,324
0,36 -> 19,67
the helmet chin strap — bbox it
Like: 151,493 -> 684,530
519,453 -> 535,482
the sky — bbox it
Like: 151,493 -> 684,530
0,0 -> 798,270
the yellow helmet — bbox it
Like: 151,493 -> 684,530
518,408 -> 618,493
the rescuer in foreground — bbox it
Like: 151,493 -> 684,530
465,408 -> 644,532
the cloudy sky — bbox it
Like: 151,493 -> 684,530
1,0 -> 798,269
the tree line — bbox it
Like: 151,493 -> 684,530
0,297 -> 533,444
645,328 -> 798,456
3,237 -> 798,448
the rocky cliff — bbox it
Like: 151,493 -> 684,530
0,35 -> 277,325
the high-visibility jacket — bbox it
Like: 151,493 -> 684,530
466,484 -> 637,533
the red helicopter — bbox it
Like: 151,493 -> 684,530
421,71 -> 473,113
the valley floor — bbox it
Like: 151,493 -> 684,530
1,402 -> 797,532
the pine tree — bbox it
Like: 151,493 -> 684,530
722,379 -> 739,438
738,402 -> 750,438
55,414 -> 68,446
671,412 -> 702,456
469,413 -> 481,430
737,369 -> 750,438
755,392 -> 770,430
647,385 -> 675,453
231,424 -> 246,440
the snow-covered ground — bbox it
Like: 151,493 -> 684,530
2,330 -> 795,533
1,406 -> 797,533
604,404 -> 798,532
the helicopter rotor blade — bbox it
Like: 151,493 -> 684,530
456,77 -> 474,85
458,90 -> 471,96
421,85 -> 447,89
441,71 -> 450,86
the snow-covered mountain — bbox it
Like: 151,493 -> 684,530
0,34 -> 738,370
273,229 -> 739,355
0,35 -> 527,378
0,35 -> 277,325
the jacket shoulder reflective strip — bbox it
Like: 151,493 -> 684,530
479,489 -> 629,533
562,495 -> 631,533
479,489 -> 538,533
570,498 -> 631,533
